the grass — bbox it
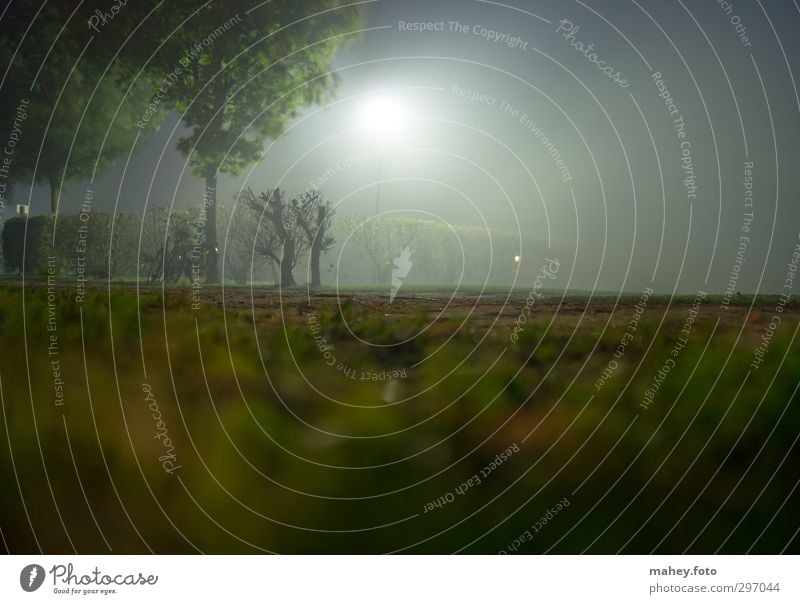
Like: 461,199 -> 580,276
0,283 -> 798,553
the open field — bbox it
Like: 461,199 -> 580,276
1,282 -> 799,553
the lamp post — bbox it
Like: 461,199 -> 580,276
356,95 -> 410,283
375,154 -> 382,215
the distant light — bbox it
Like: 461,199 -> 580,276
357,95 -> 410,138
514,255 -> 520,263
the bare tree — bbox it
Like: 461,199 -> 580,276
238,188 -> 336,287
241,188 -> 307,287
291,191 -> 335,288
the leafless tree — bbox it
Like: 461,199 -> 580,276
240,188 -> 303,287
239,187 -> 336,287
291,191 -> 335,288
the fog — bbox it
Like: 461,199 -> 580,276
17,0 -> 800,293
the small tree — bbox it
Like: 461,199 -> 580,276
238,188 -> 336,287
292,191 -> 335,288
240,188 -> 307,287
109,213 -> 143,279
218,202 -> 271,284
140,206 -> 198,283
340,215 -> 424,284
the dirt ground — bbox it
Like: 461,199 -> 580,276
190,287 -> 800,330
14,278 -> 798,334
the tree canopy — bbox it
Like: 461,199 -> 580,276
0,1 -> 159,213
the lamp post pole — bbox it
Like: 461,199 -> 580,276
374,154 -> 383,284
375,153 -> 382,215
356,95 -> 410,286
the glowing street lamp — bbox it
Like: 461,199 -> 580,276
357,96 -> 410,139
356,95 -> 411,215
356,95 -> 411,285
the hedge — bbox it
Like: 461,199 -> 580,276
2,212 -> 140,277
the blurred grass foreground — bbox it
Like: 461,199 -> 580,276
1,283 -> 799,553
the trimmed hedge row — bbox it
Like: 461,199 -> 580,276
2,213 -> 141,277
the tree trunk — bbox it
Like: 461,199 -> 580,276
309,244 -> 321,288
267,189 -> 295,287
309,205 -> 325,288
204,170 -> 220,284
48,174 -> 61,214
280,237 -> 296,287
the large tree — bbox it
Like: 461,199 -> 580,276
0,1 -> 159,213
124,1 -> 361,283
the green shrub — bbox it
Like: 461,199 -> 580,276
2,214 -> 56,274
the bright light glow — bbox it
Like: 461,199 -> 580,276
357,95 -> 410,138
514,255 -> 521,263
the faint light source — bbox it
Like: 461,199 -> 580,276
514,255 -> 520,263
